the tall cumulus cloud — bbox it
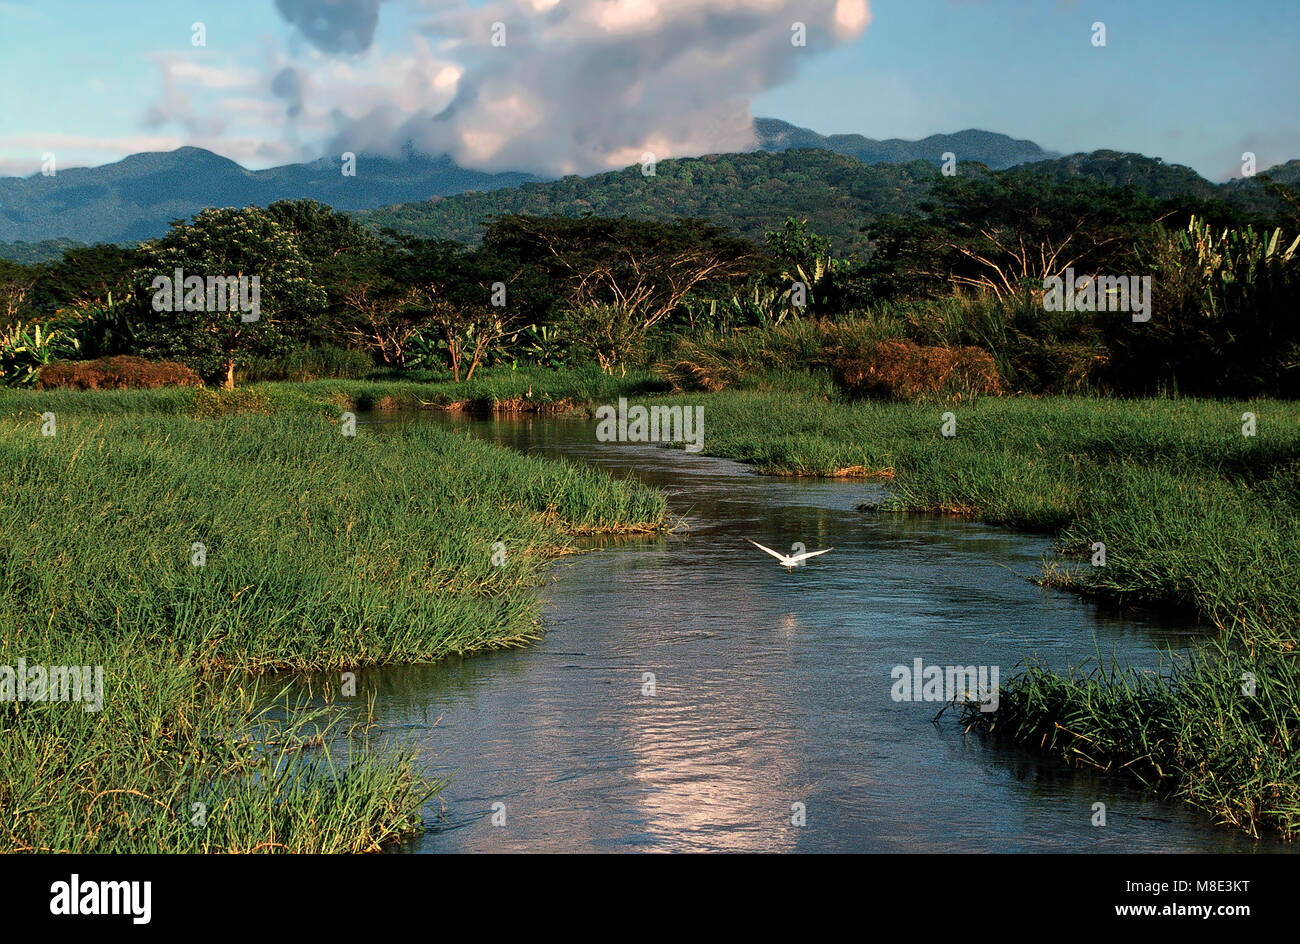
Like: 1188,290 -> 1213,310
155,0 -> 872,175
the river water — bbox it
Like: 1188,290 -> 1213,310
355,411 -> 1280,853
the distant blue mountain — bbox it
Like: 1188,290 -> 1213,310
0,148 -> 540,245
753,118 -> 1059,169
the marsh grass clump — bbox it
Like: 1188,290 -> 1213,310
0,638 -> 435,853
962,634 -> 1300,839
0,408 -> 666,671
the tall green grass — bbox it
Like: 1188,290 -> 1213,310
1,639 -> 434,853
2,412 -> 664,669
0,386 -> 666,852
238,344 -> 375,383
962,639 -> 1300,838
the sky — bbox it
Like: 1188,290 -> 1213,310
0,0 -> 1296,181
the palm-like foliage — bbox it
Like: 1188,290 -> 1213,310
1176,215 -> 1300,316
1116,216 -> 1300,394
0,321 -> 80,386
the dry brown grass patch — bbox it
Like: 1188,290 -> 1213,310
37,355 -> 203,391
836,340 -> 1003,401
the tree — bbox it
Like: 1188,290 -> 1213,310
392,237 -> 523,380
32,244 -> 139,315
0,260 -> 36,324
764,217 -> 834,273
26,245 -> 140,357
484,215 -> 757,369
132,207 -> 325,388
881,174 -> 1156,299
269,200 -> 386,350
762,217 -> 852,313
331,245 -> 423,368
267,199 -> 379,264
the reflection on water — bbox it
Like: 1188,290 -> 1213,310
345,411 -> 1283,853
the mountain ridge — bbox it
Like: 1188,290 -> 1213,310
753,118 -> 1058,169
0,121 -> 1064,249
0,148 -> 540,246
1,121 -> 1296,261
356,148 -> 1298,259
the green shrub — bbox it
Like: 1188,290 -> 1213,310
238,345 -> 374,382
559,304 -> 649,375
1107,217 -> 1300,395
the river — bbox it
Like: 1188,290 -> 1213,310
355,411 -> 1280,853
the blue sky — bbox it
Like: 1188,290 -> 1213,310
0,0 -> 1296,180
756,0 -> 1300,181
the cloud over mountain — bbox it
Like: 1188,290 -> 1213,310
144,0 -> 873,176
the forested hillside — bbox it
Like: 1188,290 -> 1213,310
358,148 -> 1298,253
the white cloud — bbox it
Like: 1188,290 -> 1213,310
138,0 -> 873,174
164,61 -> 258,90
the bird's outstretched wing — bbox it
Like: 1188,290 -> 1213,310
789,547 -> 833,563
746,539 -> 790,563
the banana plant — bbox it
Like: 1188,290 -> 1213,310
517,323 -> 568,368
1177,216 -> 1300,319
0,321 -> 81,386
685,285 -> 793,330
402,327 -> 446,372
780,254 -> 849,315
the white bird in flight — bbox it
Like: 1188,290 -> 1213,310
746,539 -> 833,569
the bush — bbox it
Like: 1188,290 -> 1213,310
1105,217 -> 1300,395
835,339 -> 1003,401
885,294 -> 1106,395
237,345 -> 374,382
664,318 -> 835,391
37,355 -> 203,390
559,304 -> 648,375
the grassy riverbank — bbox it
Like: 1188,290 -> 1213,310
6,371 -> 1297,843
961,638 -> 1299,839
0,386 -> 665,852
1,364 -> 661,419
